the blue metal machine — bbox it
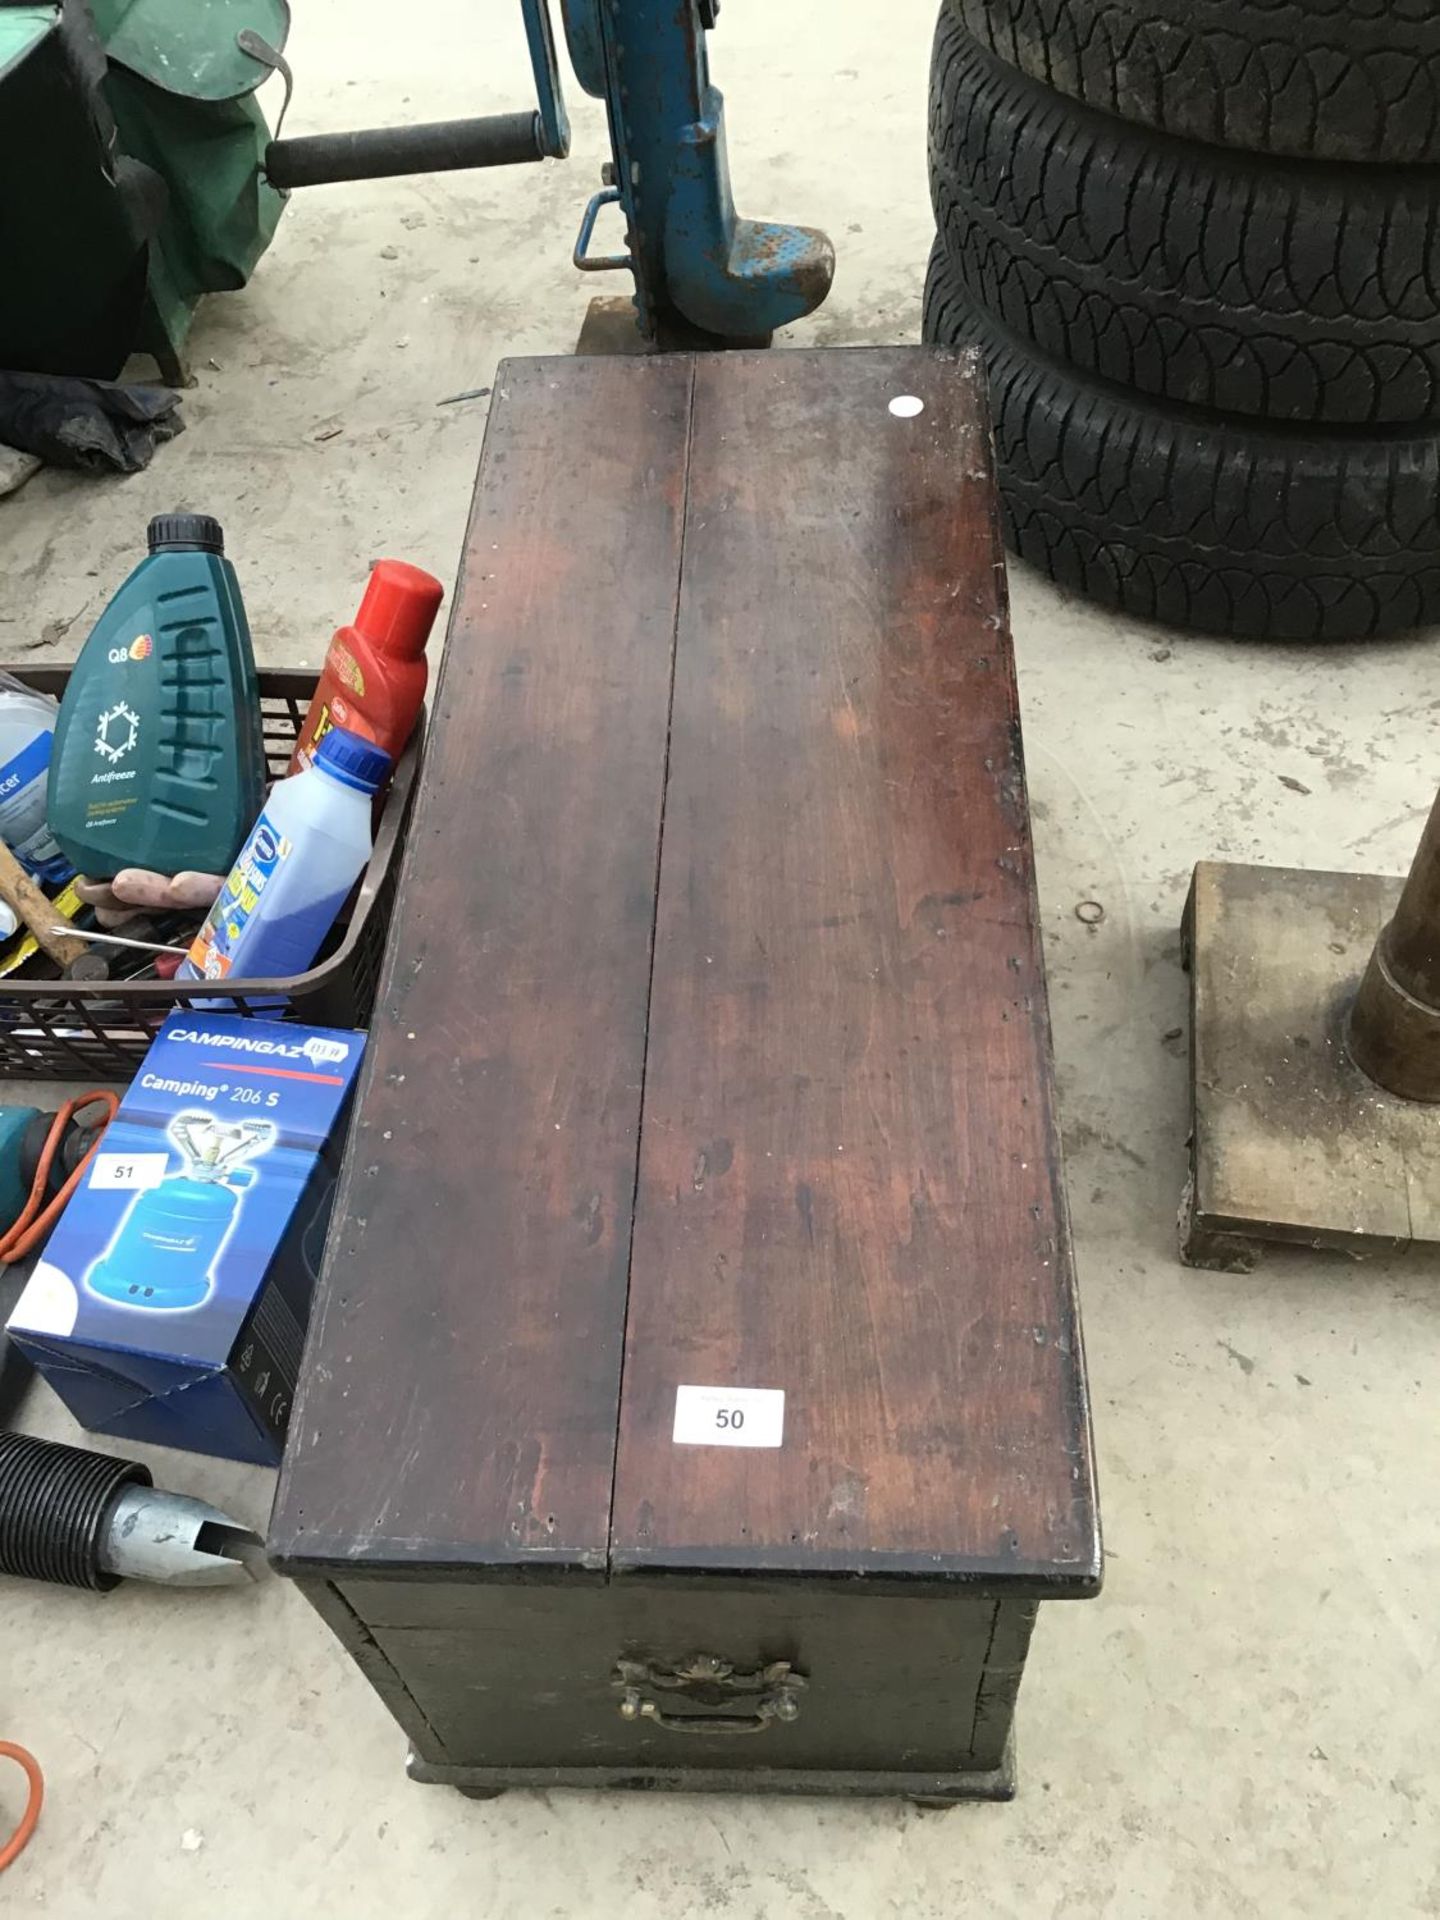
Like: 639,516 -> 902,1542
262,0 -> 833,346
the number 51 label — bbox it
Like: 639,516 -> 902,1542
672,1384 -> 785,1449
89,1152 -> 169,1192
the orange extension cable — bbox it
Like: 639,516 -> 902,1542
0,1741 -> 42,1871
0,1090 -> 119,1266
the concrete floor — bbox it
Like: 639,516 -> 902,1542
6,2 -> 1440,1913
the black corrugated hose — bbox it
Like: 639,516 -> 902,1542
0,1429 -> 150,1591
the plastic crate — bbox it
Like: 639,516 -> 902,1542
0,665 -> 419,1080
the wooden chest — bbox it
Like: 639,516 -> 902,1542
269,347 -> 1100,1802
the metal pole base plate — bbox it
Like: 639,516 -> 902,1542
1181,859 -> 1440,1272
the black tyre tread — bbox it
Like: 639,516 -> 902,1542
951,0 -> 1440,164
929,14 -> 1440,426
923,245 -> 1440,641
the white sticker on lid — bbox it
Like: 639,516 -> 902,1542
673,1384 -> 785,1449
89,1152 -> 169,1192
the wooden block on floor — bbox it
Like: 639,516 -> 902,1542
1182,858 -> 1440,1270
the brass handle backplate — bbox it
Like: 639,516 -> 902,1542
613,1655 -> 806,1736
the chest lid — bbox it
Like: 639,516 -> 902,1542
270,348 -> 1100,1598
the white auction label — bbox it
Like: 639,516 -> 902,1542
89,1152 -> 170,1192
673,1384 -> 785,1448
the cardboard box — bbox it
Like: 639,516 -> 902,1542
6,1014 -> 364,1464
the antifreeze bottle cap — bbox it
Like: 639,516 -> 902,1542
314,727 -> 391,794
147,513 -> 224,554
351,559 -> 444,660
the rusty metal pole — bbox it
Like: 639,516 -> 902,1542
1348,786 -> 1440,1100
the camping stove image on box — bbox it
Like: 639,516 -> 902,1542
86,1112 -> 277,1311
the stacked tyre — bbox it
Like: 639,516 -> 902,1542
924,0 -> 1440,640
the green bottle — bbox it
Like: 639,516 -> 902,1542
47,514 -> 265,878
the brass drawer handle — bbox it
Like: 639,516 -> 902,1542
613,1655 -> 806,1736
617,1692 -> 800,1736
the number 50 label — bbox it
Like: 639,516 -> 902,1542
673,1384 -> 785,1449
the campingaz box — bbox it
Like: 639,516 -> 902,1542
6,1014 -> 364,1464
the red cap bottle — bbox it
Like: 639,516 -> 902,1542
290,559 -> 444,774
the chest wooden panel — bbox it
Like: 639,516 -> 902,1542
269,347 -> 1100,1802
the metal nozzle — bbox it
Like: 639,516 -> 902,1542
99,1485 -> 263,1587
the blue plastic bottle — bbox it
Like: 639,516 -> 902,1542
47,513 -> 265,878
178,728 -> 390,985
